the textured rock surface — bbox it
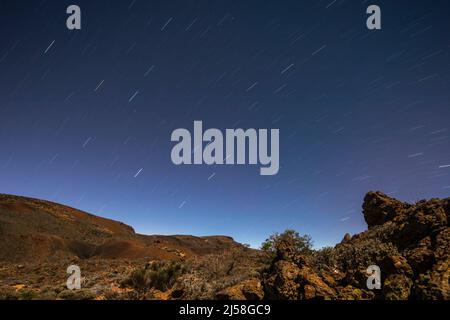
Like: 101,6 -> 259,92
0,192 -> 448,300
263,192 -> 449,300
215,279 -> 264,300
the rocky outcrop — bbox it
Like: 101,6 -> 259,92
1,192 -> 448,300
262,237 -> 337,300
215,279 -> 264,300
263,261 -> 337,299
362,191 -> 410,228
263,191 -> 449,300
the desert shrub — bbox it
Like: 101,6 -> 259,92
261,229 -> 313,257
19,290 -> 39,300
173,273 -> 217,300
122,260 -> 186,292
145,261 -> 186,291
311,246 -> 335,269
193,246 -> 267,278
174,246 -> 268,299
174,267 -> 250,300
311,239 -> 400,271
339,240 -> 399,270
125,269 -> 146,290
57,288 -> 96,300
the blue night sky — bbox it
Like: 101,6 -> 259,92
0,0 -> 449,248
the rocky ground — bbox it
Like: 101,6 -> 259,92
261,191 -> 449,300
0,192 -> 448,300
0,247 -> 268,300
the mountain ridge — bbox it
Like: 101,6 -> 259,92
0,192 -> 448,300
0,194 -> 241,263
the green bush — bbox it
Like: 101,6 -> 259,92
123,261 -> 186,292
311,246 -> 335,269
261,229 -> 313,256
311,239 -> 400,271
20,290 -> 39,300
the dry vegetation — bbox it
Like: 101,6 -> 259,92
0,191 -> 448,300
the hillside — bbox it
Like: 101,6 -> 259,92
0,194 -> 242,263
0,192 -> 448,300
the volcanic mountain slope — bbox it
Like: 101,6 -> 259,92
1,192 -> 448,300
0,194 -> 241,263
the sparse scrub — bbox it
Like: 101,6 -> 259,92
171,246 -> 268,299
19,290 -> 39,300
311,237 -> 400,272
122,260 -> 186,292
261,229 -> 313,259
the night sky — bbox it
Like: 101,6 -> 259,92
1,0 -> 449,248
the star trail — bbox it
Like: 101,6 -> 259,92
0,0 -> 449,248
